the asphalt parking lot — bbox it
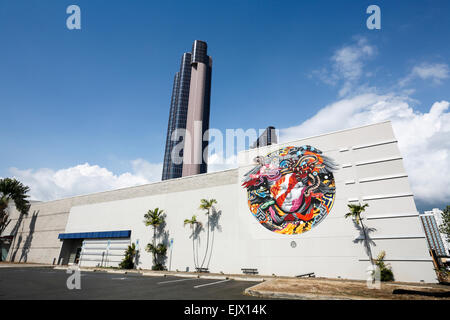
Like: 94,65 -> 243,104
0,267 -> 262,300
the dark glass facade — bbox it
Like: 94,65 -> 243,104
420,214 -> 448,256
161,72 -> 180,180
251,126 -> 278,149
162,41 -> 212,180
200,61 -> 212,174
192,40 -> 209,64
162,52 -> 193,180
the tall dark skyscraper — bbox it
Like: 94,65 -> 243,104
162,41 -> 212,180
251,126 -> 278,149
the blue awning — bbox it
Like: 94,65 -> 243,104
58,230 -> 131,240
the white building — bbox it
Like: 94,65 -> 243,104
0,121 -> 438,283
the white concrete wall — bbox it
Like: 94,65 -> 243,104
1,169 -> 237,265
235,121 -> 436,282
59,121 -> 437,283
67,184 -> 240,273
2,202 -> 70,264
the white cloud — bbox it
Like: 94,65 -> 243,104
332,37 -> 376,81
306,36 -> 450,206
207,152 -> 238,173
312,37 -> 376,97
9,160 -> 162,201
400,63 -> 450,86
7,153 -> 236,201
280,94 -> 450,205
130,158 -> 163,181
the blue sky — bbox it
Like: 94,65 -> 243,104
1,0 -> 449,210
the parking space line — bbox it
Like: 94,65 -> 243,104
158,278 -> 198,285
194,279 -> 230,289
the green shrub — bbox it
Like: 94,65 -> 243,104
380,268 -> 395,282
151,263 -> 166,271
119,256 -> 134,269
375,251 -> 395,282
146,243 -> 167,270
119,243 -> 136,269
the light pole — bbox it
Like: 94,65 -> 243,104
78,240 -> 85,267
105,240 -> 110,268
169,238 -> 174,271
135,239 -> 140,269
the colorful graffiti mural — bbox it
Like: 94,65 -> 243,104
242,145 -> 338,234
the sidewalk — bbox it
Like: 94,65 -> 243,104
244,277 -> 450,300
0,262 -> 54,268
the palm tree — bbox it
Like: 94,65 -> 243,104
184,215 -> 202,269
374,250 -> 394,281
438,205 -> 450,243
143,208 -> 165,268
0,178 -> 31,234
345,202 -> 374,264
146,243 -> 167,259
199,198 -> 217,269
119,243 -> 136,269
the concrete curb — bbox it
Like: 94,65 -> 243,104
0,263 -> 54,268
230,277 -> 265,282
138,271 -> 263,281
166,273 -> 200,278
53,266 -> 67,270
197,275 -> 228,280
141,272 -> 168,277
51,266 -> 267,282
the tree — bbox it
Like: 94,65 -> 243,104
119,243 -> 136,269
0,178 -> 31,234
345,202 -> 374,264
198,198 -> 217,269
183,215 -> 202,269
374,251 -> 395,281
438,205 -> 450,243
144,208 -> 166,270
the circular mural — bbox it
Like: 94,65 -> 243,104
242,145 -> 338,235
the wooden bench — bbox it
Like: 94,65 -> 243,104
296,272 -> 315,278
241,268 -> 258,275
195,267 -> 209,273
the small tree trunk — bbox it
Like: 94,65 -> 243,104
192,229 -> 197,269
200,210 -> 210,269
360,220 -> 374,264
206,227 -> 215,269
153,227 -> 156,267
196,230 -> 200,269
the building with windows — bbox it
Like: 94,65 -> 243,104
162,53 -> 192,180
0,122 -> 439,282
421,209 -> 449,256
162,40 -> 212,180
251,126 -> 278,149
